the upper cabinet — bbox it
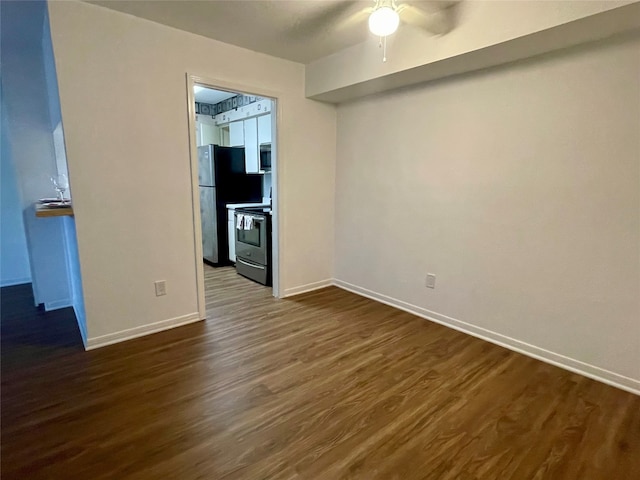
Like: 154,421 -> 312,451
200,125 -> 219,146
216,105 -> 272,174
243,118 -> 259,174
195,115 -> 220,147
257,114 -> 272,145
229,121 -> 244,147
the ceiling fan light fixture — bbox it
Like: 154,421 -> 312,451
368,5 -> 400,37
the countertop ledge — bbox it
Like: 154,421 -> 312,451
35,203 -> 74,218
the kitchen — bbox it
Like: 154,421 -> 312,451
193,85 -> 276,292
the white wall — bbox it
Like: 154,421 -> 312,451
48,1 -> 336,342
335,36 -> 640,391
0,100 -> 32,287
42,10 -> 61,130
1,34 -> 57,208
1,0 -> 75,309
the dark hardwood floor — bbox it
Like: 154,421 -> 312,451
1,266 -> 639,479
1,283 -> 84,371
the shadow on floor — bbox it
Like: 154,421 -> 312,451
1,283 -> 84,372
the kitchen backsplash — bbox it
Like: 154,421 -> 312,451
196,94 -> 264,117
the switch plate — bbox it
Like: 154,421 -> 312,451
426,274 -> 436,289
155,280 -> 167,296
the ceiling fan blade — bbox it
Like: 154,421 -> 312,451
288,2 -> 372,39
399,4 -> 454,35
334,6 -> 373,33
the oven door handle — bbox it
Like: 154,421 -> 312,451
237,258 -> 266,270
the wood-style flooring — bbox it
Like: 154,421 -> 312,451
1,283 -> 84,371
1,266 -> 639,479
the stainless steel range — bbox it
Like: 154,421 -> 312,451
234,207 -> 271,285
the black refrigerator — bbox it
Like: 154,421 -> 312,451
198,145 -> 262,266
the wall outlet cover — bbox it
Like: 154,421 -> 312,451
155,280 -> 167,296
426,274 -> 436,289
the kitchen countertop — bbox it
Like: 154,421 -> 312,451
236,206 -> 272,215
226,202 -> 271,209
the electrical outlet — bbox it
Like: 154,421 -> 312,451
426,274 -> 436,289
154,280 -> 167,296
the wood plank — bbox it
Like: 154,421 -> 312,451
1,265 -> 639,479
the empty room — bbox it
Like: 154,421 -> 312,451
1,1 -> 638,479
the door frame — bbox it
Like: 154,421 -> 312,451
185,73 -> 282,320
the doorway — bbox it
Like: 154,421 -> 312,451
186,74 -> 280,320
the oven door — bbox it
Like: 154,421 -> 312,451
235,213 -> 267,265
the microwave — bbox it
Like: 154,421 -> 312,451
259,143 -> 271,171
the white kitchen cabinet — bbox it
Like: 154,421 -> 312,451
243,117 -> 259,174
229,121 -> 244,147
196,115 -> 220,146
200,123 -> 219,146
257,114 -> 272,145
227,208 -> 236,263
219,126 -> 230,146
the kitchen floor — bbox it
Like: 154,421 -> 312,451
203,264 -> 272,313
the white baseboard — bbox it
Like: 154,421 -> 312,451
45,298 -> 73,311
0,277 -> 32,287
86,312 -> 202,350
73,305 -> 88,349
334,279 -> 640,396
282,278 -> 333,298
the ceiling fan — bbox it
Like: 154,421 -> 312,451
290,1 -> 457,62
366,0 -> 457,61
368,0 -> 454,37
